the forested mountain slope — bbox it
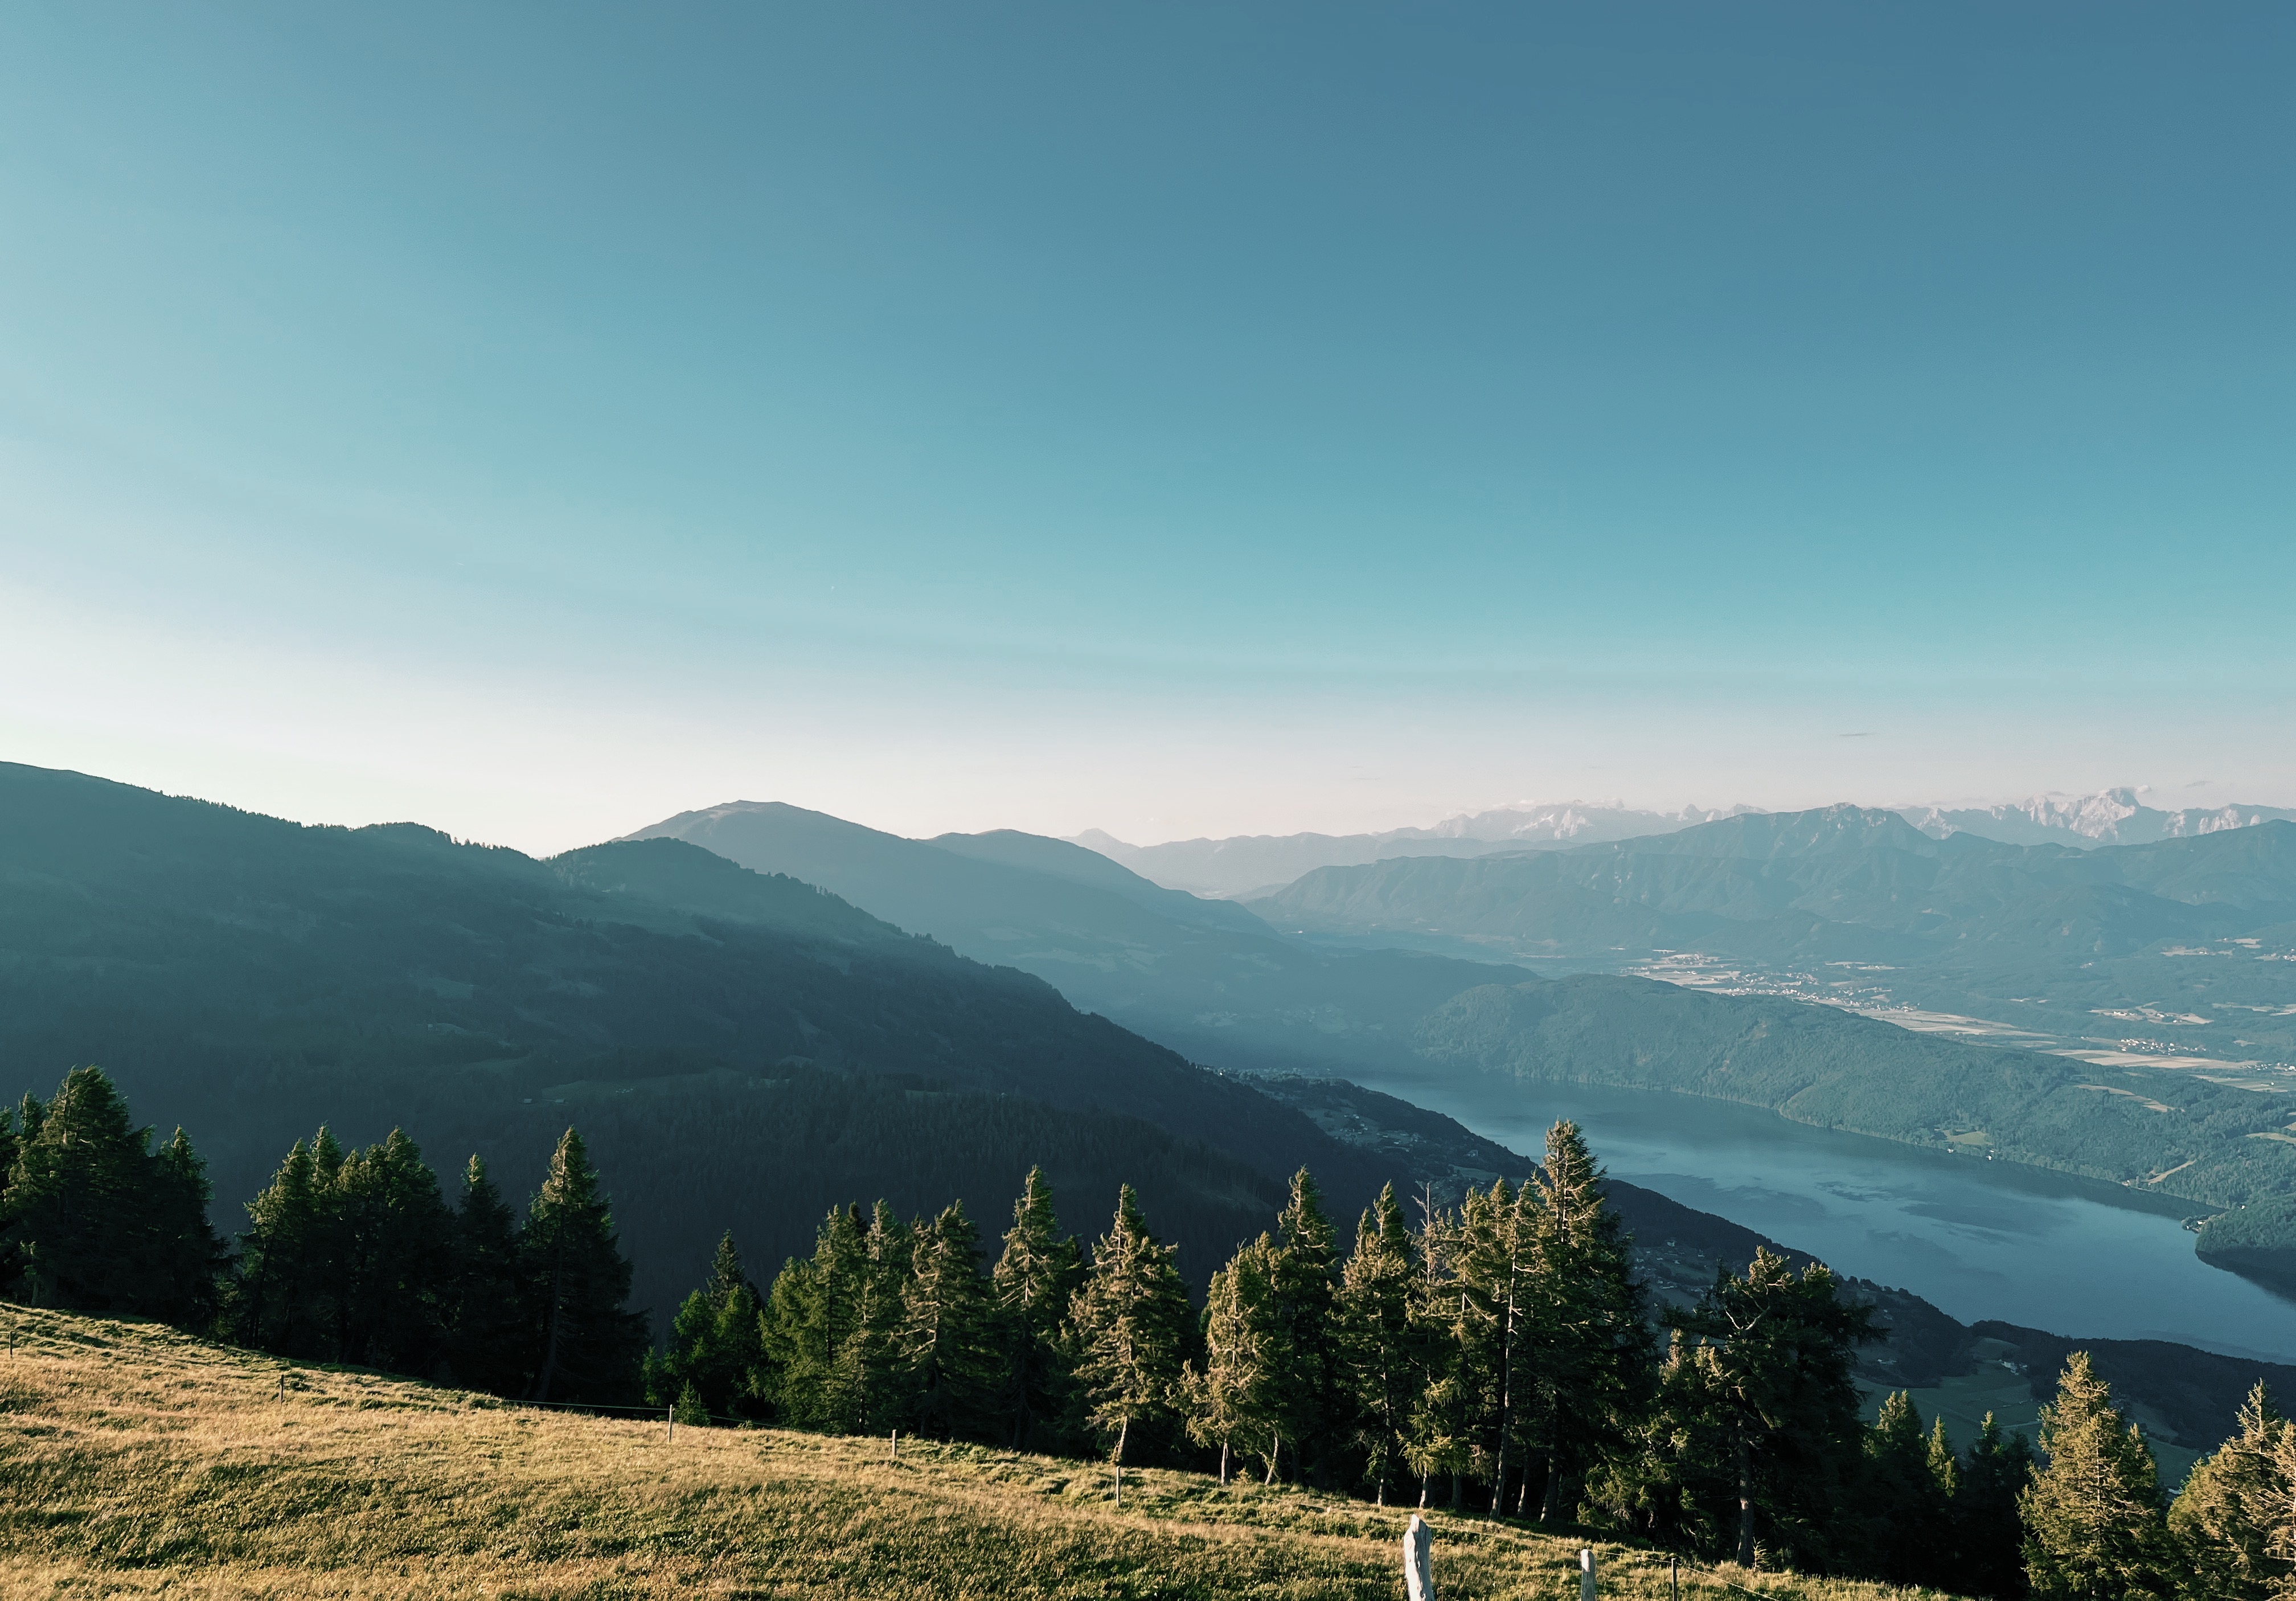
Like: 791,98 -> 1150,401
622,799 -> 1532,1078
0,763 -> 1404,1319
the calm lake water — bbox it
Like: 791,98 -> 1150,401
1358,1072 -> 2296,1365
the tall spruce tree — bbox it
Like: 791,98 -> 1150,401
1071,1184 -> 1191,1501
1183,1234 -> 1284,1484
901,1202 -> 999,1440
645,1231 -> 767,1422
1338,1184 -> 1420,1506
1955,1412 -> 2036,1600
231,1136 -> 328,1356
445,1156 -> 531,1397
835,1201 -> 914,1434
2172,1382 -> 2292,1601
2,1067 -> 223,1322
521,1128 -> 647,1404
991,1166 -> 1081,1452
1268,1168 -> 1342,1484
2020,1352 -> 2175,1601
1526,1120 -> 1649,1522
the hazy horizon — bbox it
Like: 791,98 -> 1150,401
5,5 -> 2291,854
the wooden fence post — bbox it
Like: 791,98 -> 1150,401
1404,1513 -> 1434,1601
1580,1546 -> 1597,1601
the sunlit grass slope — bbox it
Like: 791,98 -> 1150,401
2,1304 -> 1949,1601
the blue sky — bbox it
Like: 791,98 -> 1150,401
3,3 -> 2290,850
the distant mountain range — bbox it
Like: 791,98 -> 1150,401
1077,791 -> 2296,898
10,760 -> 2296,1439
632,800 -> 2296,1216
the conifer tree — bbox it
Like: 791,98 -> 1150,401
1268,1168 -> 1342,1483
1526,1120 -> 1650,1522
645,1231 -> 767,1422
445,1156 -> 531,1397
1338,1184 -> 1420,1505
1454,1177 -> 1535,1511
1659,1249 -> 1877,1569
231,1136 -> 328,1356
1183,1234 -> 1284,1484
2,1067 -> 223,1322
991,1166 -> 1081,1452
835,1200 -> 915,1434
1860,1391 -> 1954,1586
1955,1412 -> 2036,1599
901,1202 -> 999,1440
521,1128 -> 647,1404
334,1128 -> 453,1373
2171,1381 -> 2290,1601
1071,1184 -> 1191,1501
146,1126 -> 227,1328
764,1204 -> 867,1429
2020,1352 -> 2175,1601
1403,1190 -> 1475,1510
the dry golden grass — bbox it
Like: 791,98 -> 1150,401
0,1304 -> 1953,1601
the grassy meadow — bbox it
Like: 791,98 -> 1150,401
2,1304 -> 1961,1601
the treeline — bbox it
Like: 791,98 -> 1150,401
0,1067 -> 643,1402
12,1066 -> 2296,1601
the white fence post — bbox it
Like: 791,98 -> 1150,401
1404,1513 -> 1434,1601
1581,1546 -> 1597,1601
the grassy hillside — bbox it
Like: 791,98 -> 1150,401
0,1303 -> 1940,1601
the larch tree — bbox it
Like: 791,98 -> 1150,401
1183,1233 -> 1284,1485
1070,1184 -> 1191,1505
2170,1381 -> 2290,1601
1338,1184 -> 1421,1506
2020,1352 -> 2175,1601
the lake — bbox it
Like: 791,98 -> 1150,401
1356,1071 -> 2296,1365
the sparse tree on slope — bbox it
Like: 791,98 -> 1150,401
1183,1234 -> 1284,1484
2171,1381 -> 2291,1601
1338,1184 -> 1421,1505
991,1166 -> 1081,1453
521,1128 -> 646,1405
1071,1184 -> 1191,1502
2020,1351 -> 2175,1601
1659,1248 -> 1877,1569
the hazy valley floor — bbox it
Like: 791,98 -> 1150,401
0,1304 -> 1952,1601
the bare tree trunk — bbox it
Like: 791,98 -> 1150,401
1219,1440 -> 1229,1486
1265,1435 -> 1281,1486
528,1254 -> 567,1403
1735,1438 -> 1756,1567
1418,1472 -> 1430,1509
1114,1416 -> 1128,1510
